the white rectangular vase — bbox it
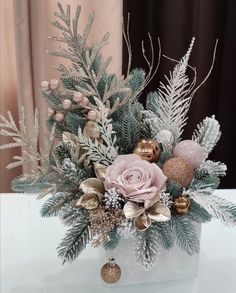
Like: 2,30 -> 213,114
99,224 -> 201,286
25,198 -> 201,287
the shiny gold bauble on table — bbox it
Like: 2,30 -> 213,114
134,139 -> 161,162
100,257 -> 121,284
162,157 -> 194,187
174,196 -> 191,214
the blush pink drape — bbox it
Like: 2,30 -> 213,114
0,0 -> 123,192
0,0 -> 21,192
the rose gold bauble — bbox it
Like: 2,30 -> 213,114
62,99 -> 72,110
49,79 -> 60,90
173,140 -> 205,169
162,157 -> 193,187
55,112 -> 64,122
174,196 -> 191,215
134,139 -> 161,162
73,91 -> 84,102
100,258 -> 121,284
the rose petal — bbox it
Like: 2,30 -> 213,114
104,154 -> 167,201
144,193 -> 160,209
112,154 -> 141,165
127,187 -> 158,202
106,161 -> 126,181
152,164 -> 168,191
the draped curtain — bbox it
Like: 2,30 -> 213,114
123,0 -> 236,188
0,0 -> 20,192
0,0 -> 123,192
1,0 -> 235,191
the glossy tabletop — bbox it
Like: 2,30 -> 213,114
1,190 -> 236,293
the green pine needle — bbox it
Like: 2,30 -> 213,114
57,212 -> 90,263
170,216 -> 200,255
103,228 -> 121,251
154,222 -> 175,250
40,193 -> 71,217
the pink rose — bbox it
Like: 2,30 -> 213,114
104,154 -> 167,202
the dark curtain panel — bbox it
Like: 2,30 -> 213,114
123,0 -> 236,188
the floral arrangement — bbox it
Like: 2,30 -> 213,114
1,3 -> 236,284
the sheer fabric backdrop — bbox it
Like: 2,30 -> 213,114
0,0 -> 123,192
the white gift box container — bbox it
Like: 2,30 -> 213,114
5,195 -> 200,287
25,196 -> 201,287
99,225 -> 201,286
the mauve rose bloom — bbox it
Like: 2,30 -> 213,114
104,154 -> 167,202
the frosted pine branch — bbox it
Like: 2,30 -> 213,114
135,226 -> 161,268
192,115 -> 221,158
77,106 -> 118,165
0,108 -> 56,172
49,3 -> 134,114
0,108 -> 40,169
146,37 -> 195,142
170,216 -> 200,255
189,191 -> 236,226
196,160 -> 227,178
117,218 -> 136,238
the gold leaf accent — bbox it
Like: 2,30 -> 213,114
80,178 -> 105,196
147,202 -> 171,222
134,214 -> 152,231
94,162 -> 107,181
75,193 -> 100,210
123,201 -> 145,219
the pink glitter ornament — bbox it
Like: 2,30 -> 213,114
49,79 -> 60,90
62,99 -> 72,110
173,140 -> 205,169
55,112 -> 64,122
73,92 -> 84,102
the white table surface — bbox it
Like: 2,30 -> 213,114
1,190 -> 236,293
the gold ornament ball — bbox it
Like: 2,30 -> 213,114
100,259 -> 121,284
134,139 -> 161,162
163,157 -> 193,187
174,196 -> 191,215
